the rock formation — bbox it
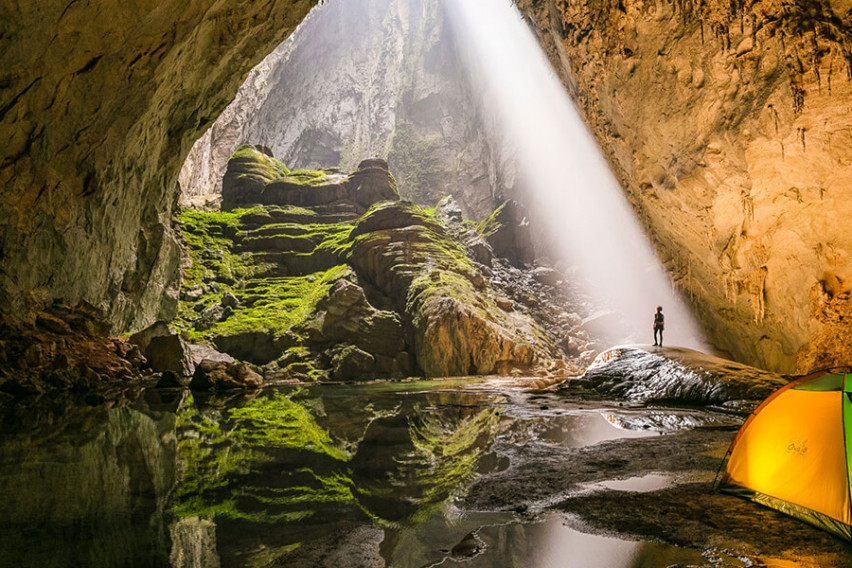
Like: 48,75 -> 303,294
175,148 -> 560,379
574,345 -> 788,405
5,0 -> 852,376
519,0 -> 852,373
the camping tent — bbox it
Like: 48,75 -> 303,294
719,371 -> 852,540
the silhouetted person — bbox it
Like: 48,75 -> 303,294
653,306 -> 664,346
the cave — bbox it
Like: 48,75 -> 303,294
3,0 -> 852,565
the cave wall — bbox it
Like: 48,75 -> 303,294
520,0 -> 852,373
0,0 -> 317,333
179,0 -> 516,219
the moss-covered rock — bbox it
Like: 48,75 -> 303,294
348,200 -> 552,377
221,147 -> 399,212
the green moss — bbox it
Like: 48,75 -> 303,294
175,203 -> 357,343
231,145 -> 290,179
203,266 -> 350,340
171,392 -> 353,521
475,202 -> 506,238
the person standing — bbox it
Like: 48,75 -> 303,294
653,306 -> 664,346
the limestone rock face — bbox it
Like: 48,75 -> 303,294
179,0 -> 515,219
477,200 -> 536,267
519,0 -> 852,373
0,0 -> 317,333
176,154 -> 558,379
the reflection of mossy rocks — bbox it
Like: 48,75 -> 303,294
477,200 -> 535,267
222,147 -> 399,212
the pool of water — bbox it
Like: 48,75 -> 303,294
0,382 -> 741,567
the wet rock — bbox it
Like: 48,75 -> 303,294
146,335 -> 195,377
188,343 -> 235,366
331,345 -> 375,381
451,531 -> 484,560
129,321 -> 172,355
577,346 -> 789,404
191,360 -> 264,390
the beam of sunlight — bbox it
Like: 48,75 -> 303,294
444,0 -> 707,350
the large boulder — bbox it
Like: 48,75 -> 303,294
330,345 -> 375,381
345,158 -> 400,209
221,145 -> 291,209
348,200 -> 551,376
129,321 -> 172,355
191,360 -> 263,391
575,346 -> 789,405
146,335 -> 195,377
318,279 -> 406,357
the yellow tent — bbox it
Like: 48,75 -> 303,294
719,371 -> 852,540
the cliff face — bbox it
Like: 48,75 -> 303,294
521,0 -> 852,373
179,0 -> 514,219
0,0 -> 316,332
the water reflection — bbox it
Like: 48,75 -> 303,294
0,384 -> 736,568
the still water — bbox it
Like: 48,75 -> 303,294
0,381 -> 720,568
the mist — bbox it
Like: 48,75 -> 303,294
443,0 -> 707,350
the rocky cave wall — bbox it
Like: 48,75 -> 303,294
520,0 -> 852,373
0,0 -> 317,333
179,0 -> 516,219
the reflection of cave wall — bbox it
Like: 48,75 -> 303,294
0,398 -> 177,567
0,0 -> 317,332
520,0 -> 852,373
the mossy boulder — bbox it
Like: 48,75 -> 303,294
221,146 -> 292,210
